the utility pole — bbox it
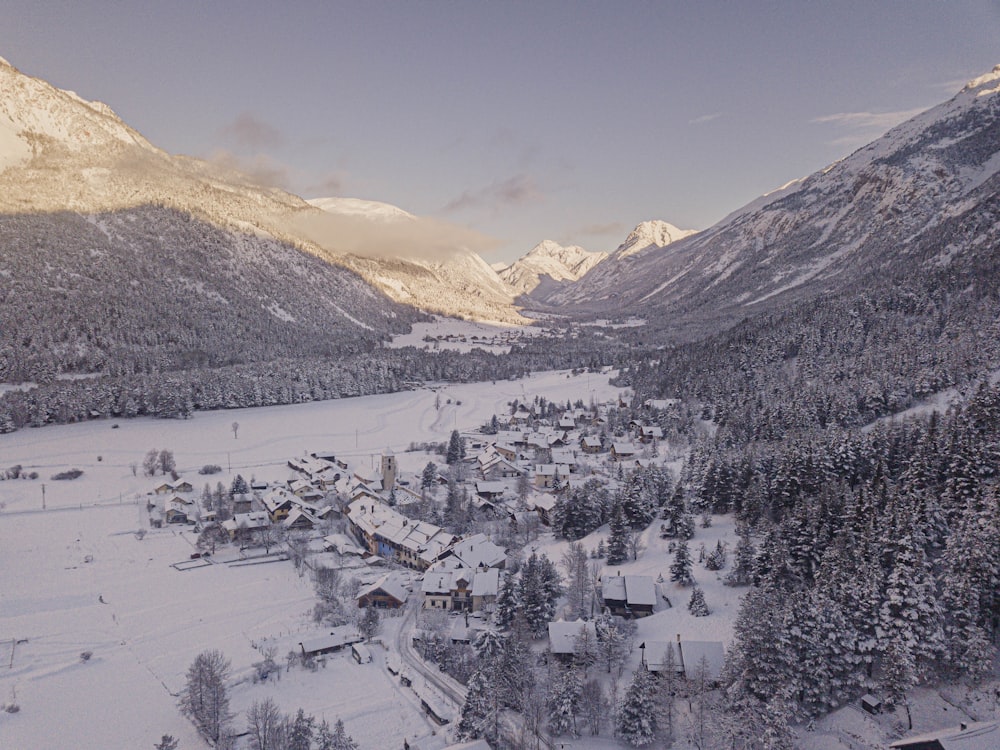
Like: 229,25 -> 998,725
41,483 -> 46,510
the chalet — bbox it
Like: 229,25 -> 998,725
580,435 -> 603,454
889,721 -> 999,750
601,574 -> 656,618
221,511 -> 270,541
282,506 -> 318,532
637,425 -> 663,443
558,414 -> 576,430
346,498 -> 456,570
547,620 -> 597,657
422,570 -> 457,610
439,533 -> 507,570
475,481 -> 506,502
676,639 -> 726,682
484,458 -> 524,481
534,464 -> 569,489
644,398 -> 679,411
421,566 -> 498,613
323,532 -> 366,557
261,489 -> 296,521
646,638 -> 725,682
356,571 -> 409,609
298,626 -> 363,658
152,482 -> 175,495
550,447 -> 578,470
471,568 -> 500,612
233,494 -> 254,514
531,494 -> 557,525
164,507 -> 189,525
250,479 -> 269,492
611,442 -> 638,461
511,407 -> 533,424
172,480 -> 194,494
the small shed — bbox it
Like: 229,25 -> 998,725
861,694 -> 882,715
351,643 -> 372,664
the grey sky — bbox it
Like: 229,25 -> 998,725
3,1 -> 998,261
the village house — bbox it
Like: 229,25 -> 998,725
356,571 -> 409,609
610,441 -> 638,461
298,625 -> 363,659
346,498 -> 456,571
580,435 -> 603,454
547,620 -> 597,658
601,573 -> 656,618
221,511 -> 270,542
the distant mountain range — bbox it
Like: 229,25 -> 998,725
2,53 -> 999,382
552,66 -> 1000,338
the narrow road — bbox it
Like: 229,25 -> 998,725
394,599 -> 468,707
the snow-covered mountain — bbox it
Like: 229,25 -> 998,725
306,196 -> 524,323
545,220 -> 697,307
555,66 -> 1000,335
497,239 -> 608,299
0,57 -> 524,326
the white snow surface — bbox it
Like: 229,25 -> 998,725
0,370 -> 625,749
306,196 -> 416,223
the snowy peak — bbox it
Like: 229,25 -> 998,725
0,57 -> 158,172
307,195 -> 525,323
548,64 -> 1000,334
614,220 -> 698,260
307,197 -> 416,223
498,239 -> 608,297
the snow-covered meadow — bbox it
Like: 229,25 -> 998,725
0,369 -> 625,748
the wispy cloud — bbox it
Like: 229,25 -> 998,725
689,112 -> 722,125
442,174 -> 543,214
219,112 -> 284,151
810,107 -> 926,131
207,150 -> 292,191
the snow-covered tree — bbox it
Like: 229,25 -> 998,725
669,539 -> 694,585
687,586 -> 709,616
616,665 -> 657,746
547,664 -> 582,736
606,498 -> 629,565
181,649 -> 232,745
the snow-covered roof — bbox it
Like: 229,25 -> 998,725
475,480 -> 506,494
298,625 -> 363,655
442,533 -> 506,570
602,574 -> 627,602
323,532 -> 365,556
471,568 -> 500,598
422,570 -> 455,595
612,442 -> 637,455
677,640 -> 726,681
547,620 -> 597,654
531,494 -> 557,512
348,499 -> 455,564
889,721 -> 1000,750
624,575 -> 656,607
357,571 -> 408,605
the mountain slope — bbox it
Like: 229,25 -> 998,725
0,57 -> 523,330
306,197 -> 525,323
557,66 -> 1000,337
497,239 -> 608,299
545,220 -> 697,308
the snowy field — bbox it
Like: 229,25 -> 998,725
0,369 -> 624,749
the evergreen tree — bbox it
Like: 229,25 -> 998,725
616,665 -> 657,746
230,473 -> 249,497
669,539 -> 693,585
287,708 -> 314,750
457,666 -> 499,742
446,430 -> 465,465
687,586 -> 709,616
420,461 -> 437,494
547,664 -> 582,736
606,498 -> 629,565
493,570 -> 519,630
520,551 -> 562,637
